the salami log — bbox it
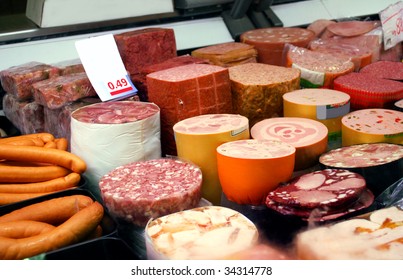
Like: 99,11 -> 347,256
283,88 -> 350,148
359,60 -> 403,81
145,206 -> 258,260
173,114 -> 250,205
319,143 -> 403,196
228,63 -> 300,127
265,169 -> 374,221
217,139 -> 295,205
98,158 -> 203,227
285,45 -> 354,88
70,101 -> 161,198
147,64 -> 233,156
251,117 -> 328,170
295,206 -> 403,259
341,109 -> 403,146
240,27 -> 315,66
191,42 -> 258,67
333,72 -> 403,110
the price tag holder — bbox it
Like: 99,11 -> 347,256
379,1 -> 403,50
75,34 -> 137,101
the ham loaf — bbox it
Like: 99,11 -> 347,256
240,27 -> 315,66
341,108 -> 403,146
217,139 -> 295,205
228,63 -> 300,127
99,158 -> 203,227
251,117 -> 328,170
147,63 -> 233,156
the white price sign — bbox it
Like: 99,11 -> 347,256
75,34 -> 137,101
379,1 -> 403,50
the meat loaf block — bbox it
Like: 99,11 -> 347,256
228,63 -> 300,127
2,93 -> 44,134
285,45 -> 354,88
265,169 -> 374,222
217,139 -> 295,205
147,63 -> 233,156
145,205 -> 258,259
359,61 -> 403,81
319,143 -> 403,196
295,206 -> 403,259
32,72 -> 97,110
173,114 -> 250,205
0,62 -> 61,101
341,108 -> 403,146
131,55 -> 208,101
191,42 -> 258,67
251,117 -> 328,170
99,158 -> 202,227
333,72 -> 403,110
114,28 -> 177,76
240,27 -> 315,66
309,35 -> 381,71
282,88 -> 350,147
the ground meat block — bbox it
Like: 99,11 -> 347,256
0,62 -> 61,101
98,158 -> 203,227
114,28 -> 177,76
147,63 -> 233,156
2,93 -> 44,134
32,72 -> 97,109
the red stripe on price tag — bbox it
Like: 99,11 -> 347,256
110,86 -> 134,95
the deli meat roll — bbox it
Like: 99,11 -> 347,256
265,169 -> 374,221
99,158 -> 203,227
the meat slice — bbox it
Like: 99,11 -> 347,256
326,20 -> 378,37
0,62 -> 61,101
147,63 -> 233,156
265,169 -> 374,221
307,19 -> 336,38
99,158 -> 203,227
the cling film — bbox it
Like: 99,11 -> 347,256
317,100 -> 350,120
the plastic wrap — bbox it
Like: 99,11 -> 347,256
284,44 -> 354,88
52,58 -> 86,75
32,72 -> 97,110
0,62 -> 60,101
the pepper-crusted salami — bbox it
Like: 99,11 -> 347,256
265,169 -> 374,221
251,117 -> 328,170
228,63 -> 300,127
147,63 -> 233,156
240,27 -> 315,66
217,139 -> 295,205
99,158 -> 203,227
341,109 -> 403,146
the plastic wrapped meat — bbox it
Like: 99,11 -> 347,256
32,72 -> 97,109
0,62 -> 60,101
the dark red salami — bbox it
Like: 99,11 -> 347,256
265,169 -> 374,221
359,61 -> 403,81
98,158 -> 203,227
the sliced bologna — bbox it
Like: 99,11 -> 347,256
70,101 -> 161,193
173,114 -> 250,205
265,169 -> 374,222
319,143 -> 403,196
99,158 -> 203,227
359,61 -> 403,81
146,63 -> 233,157
326,20 -> 378,37
295,206 -> 403,259
341,108 -> 403,146
145,205 -> 258,259
191,42 -> 258,67
251,117 -> 328,170
283,88 -> 350,146
216,139 -> 296,205
228,63 -> 300,127
240,27 -> 315,66
285,45 -> 354,89
333,72 -> 403,110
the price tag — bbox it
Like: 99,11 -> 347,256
379,1 -> 403,50
75,34 -> 137,101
